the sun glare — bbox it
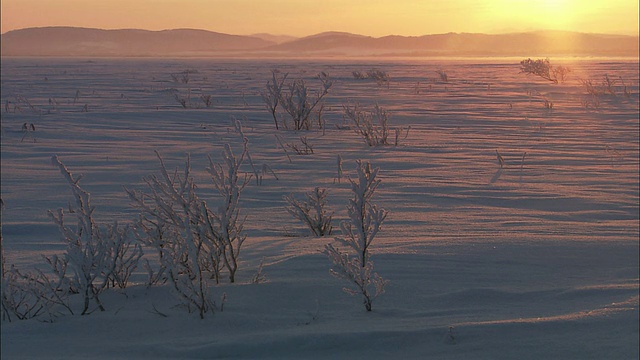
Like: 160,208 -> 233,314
486,0 -> 585,33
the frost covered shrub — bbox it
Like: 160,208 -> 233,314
262,70 -> 332,130
2,213 -> 73,322
2,159 -> 142,321
520,58 -> 570,84
284,187 -> 333,236
126,144 -> 249,317
206,143 -> 250,283
48,156 -> 142,315
126,153 -> 221,318
324,161 -> 389,311
1,265 -> 74,322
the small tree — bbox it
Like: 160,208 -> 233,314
324,161 -> 389,311
284,187 -> 333,236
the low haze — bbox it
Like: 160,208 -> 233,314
1,0 -> 639,37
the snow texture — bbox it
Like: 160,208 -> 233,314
1,57 -> 638,359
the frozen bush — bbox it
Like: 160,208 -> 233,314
206,143 -> 250,283
126,153 -> 220,318
126,141 -> 250,318
324,161 -> 389,311
2,208 -> 72,322
284,187 -> 333,236
1,265 -> 74,322
48,156 -> 142,315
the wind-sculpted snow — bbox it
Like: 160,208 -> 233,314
1,58 -> 638,358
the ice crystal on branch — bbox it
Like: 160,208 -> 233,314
284,187 -> 333,236
324,161 -> 388,311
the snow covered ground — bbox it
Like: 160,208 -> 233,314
1,57 -> 638,359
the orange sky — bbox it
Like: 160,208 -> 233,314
1,0 -> 638,36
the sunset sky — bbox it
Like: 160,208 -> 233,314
1,0 -> 638,37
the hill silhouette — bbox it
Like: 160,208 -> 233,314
1,27 -> 637,57
0,27 -> 275,57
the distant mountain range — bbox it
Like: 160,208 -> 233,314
1,27 -> 638,57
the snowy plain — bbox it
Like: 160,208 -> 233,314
0,57 -> 638,359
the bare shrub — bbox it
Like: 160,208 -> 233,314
170,69 -> 198,84
580,74 -> 630,109
1,264 -> 75,322
262,70 -> 331,130
286,136 -> 314,155
352,69 -> 390,87
280,72 -> 333,130
284,187 -> 333,236
436,70 -> 449,83
2,200 -> 74,322
262,69 -> 289,130
200,94 -> 213,108
520,58 -> 570,84
352,71 -> 367,80
21,122 -> 37,142
343,102 -> 405,146
366,69 -> 390,86
324,161 -> 389,312
174,93 -> 189,108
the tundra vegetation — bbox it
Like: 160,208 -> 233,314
520,58 -> 571,84
1,58 -> 636,336
262,70 -> 332,130
324,161 -> 389,311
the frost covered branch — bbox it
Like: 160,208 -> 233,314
206,143 -> 250,283
48,156 -> 141,315
324,161 -> 388,311
125,153 -> 219,318
284,187 -> 333,236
